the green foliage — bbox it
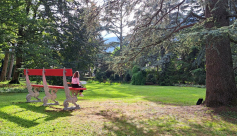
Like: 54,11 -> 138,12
146,74 -> 156,84
29,76 -> 42,84
47,76 -> 64,86
132,65 -> 140,74
105,70 -> 114,78
191,68 -> 206,85
124,73 -> 131,82
131,71 -> 146,85
109,74 -> 120,82
0,87 -> 28,93
131,66 -> 146,85
175,46 -> 206,85
0,0 -> 103,81
145,69 -> 158,84
95,70 -> 121,83
95,71 -> 107,83
158,60 -> 177,86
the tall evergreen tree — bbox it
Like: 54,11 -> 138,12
122,0 -> 237,107
101,0 -> 134,50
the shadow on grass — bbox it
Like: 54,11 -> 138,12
94,109 -> 237,136
212,106 -> 237,125
0,102 -> 73,128
0,110 -> 39,128
94,110 -> 155,136
88,90 -> 128,98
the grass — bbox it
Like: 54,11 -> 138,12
0,82 -> 237,136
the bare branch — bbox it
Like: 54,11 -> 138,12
175,5 -> 180,25
231,0 -> 237,14
227,14 -> 237,18
128,11 -> 197,61
131,0 -> 186,41
154,0 -> 185,26
173,23 -> 196,33
142,0 -> 165,27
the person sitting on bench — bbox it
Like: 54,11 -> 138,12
71,71 -> 84,97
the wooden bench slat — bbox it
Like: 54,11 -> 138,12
31,84 -> 87,90
24,69 -> 73,76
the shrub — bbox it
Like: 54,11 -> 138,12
131,71 -> 146,85
95,71 -> 106,83
0,87 -> 29,93
47,76 -> 63,85
191,68 -> 206,85
124,73 -> 131,82
105,70 -> 114,78
132,65 -> 140,74
109,74 -> 120,82
147,74 -> 156,84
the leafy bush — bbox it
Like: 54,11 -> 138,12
147,74 -> 156,84
109,74 -> 120,82
131,66 -> 147,85
47,76 -> 63,85
0,87 -> 29,93
124,73 -> 131,82
95,71 -> 107,83
191,68 -> 206,85
132,65 -> 140,74
105,70 -> 114,78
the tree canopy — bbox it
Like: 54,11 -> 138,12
1,0 -> 237,107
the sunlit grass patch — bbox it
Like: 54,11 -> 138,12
0,82 -> 236,135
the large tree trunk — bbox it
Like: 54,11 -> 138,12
9,56 -> 22,84
7,50 -> 14,80
9,23 -> 24,84
204,0 -> 237,107
0,51 -> 9,81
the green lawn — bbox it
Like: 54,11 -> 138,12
0,82 -> 237,136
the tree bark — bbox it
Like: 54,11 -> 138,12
120,4 -> 123,50
204,0 -> 237,107
0,51 -> 9,81
9,56 -> 22,84
7,50 -> 14,80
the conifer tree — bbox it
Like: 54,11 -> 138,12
123,0 -> 237,107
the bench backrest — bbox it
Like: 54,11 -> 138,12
24,69 -> 73,76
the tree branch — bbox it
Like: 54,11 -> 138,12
227,14 -> 237,18
231,0 -> 237,14
154,0 -> 185,26
233,66 -> 237,71
128,11 -> 198,61
230,37 -> 237,44
174,23 -> 196,33
132,0 -> 186,37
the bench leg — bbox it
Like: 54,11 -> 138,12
63,96 -> 80,110
25,69 -> 41,103
42,89 -> 59,106
26,87 -> 41,103
63,68 -> 80,110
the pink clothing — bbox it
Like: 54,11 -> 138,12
71,77 -> 80,85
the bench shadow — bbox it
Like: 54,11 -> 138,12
0,110 -> 39,128
0,102 -> 73,128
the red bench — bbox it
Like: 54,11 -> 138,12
24,68 -> 86,110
